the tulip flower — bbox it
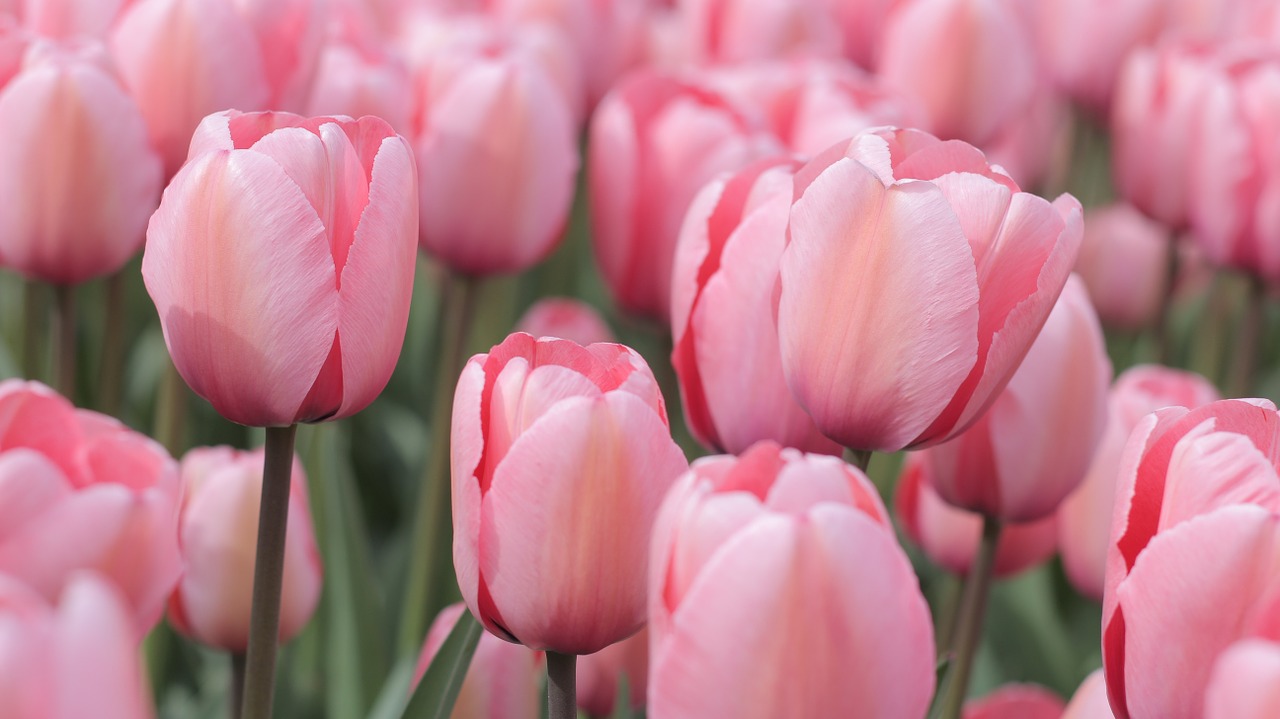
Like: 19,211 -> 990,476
980,81 -> 1071,191
1205,639 -> 1280,719
515,298 -> 614,346
0,572 -> 155,719
778,127 -> 1083,453
819,0 -> 898,70
167,446 -> 322,652
1072,204 -> 1172,330
648,441 -> 935,718
20,0 -> 130,40
671,156 -> 839,456
576,628 -> 647,717
1062,670 -> 1115,719
0,39 -> 161,285
230,0 -> 329,111
142,110 -> 417,428
304,8 -> 412,134
414,603 -> 542,719
452,332 -> 688,654
677,0 -> 841,66
964,685 -> 1065,719
0,380 -> 180,635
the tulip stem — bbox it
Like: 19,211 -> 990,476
846,448 -> 872,473
230,652 -> 246,719
240,424 -> 298,719
53,284 -> 75,399
1151,236 -> 1180,365
154,358 -> 189,457
398,274 -> 482,657
1228,274 -> 1267,398
97,270 -> 127,416
546,651 -> 577,719
938,516 -> 1001,719
22,280 -> 46,382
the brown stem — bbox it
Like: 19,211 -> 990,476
546,651 -> 577,719
938,516 -> 1002,719
54,284 -> 75,399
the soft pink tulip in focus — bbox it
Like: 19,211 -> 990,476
1059,365 -> 1218,600
877,0 -> 1036,145
304,8 -> 412,134
576,627 -> 647,717
0,39 -> 161,285
514,297 -> 614,346
677,0 -> 840,66
414,603 -> 542,719
648,441 -> 935,718
1073,203 -> 1171,330
589,69 -> 778,321
963,684 -> 1065,719
452,333 -> 688,654
167,446 -> 321,652
1204,639 -> 1280,719
896,453 -> 1057,578
143,110 -> 417,427
778,127 -> 1083,453
1061,670 -> 1115,719
0,381 -> 180,635
0,572 -> 155,719
671,156 -> 839,455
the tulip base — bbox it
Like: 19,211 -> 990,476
547,651 -> 577,719
937,516 -> 1002,719
240,424 -> 298,719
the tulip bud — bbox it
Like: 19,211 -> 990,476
1073,203 -> 1171,330
677,0 -> 841,66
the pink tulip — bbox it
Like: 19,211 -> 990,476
677,0 -> 841,66
1061,670 -> 1115,719
589,69 -> 778,320
304,8 -> 413,134
414,603 -> 542,719
0,572 -> 155,719
20,0 -> 130,39
1205,639 -> 1280,719
143,110 -> 417,427
964,685 -> 1065,719
877,0 -> 1036,145
980,81 -> 1071,191
167,446 -> 321,652
0,381 -> 180,635
1058,365 -> 1218,600
1073,203 -> 1171,330
229,0 -> 329,111
896,453 -> 1057,578
514,298 -> 614,346
576,627 -> 647,717
671,156 -> 839,456
452,333 -> 688,654
0,39 -> 161,285
778,127 -> 1083,453
648,441 -> 935,718
819,0 -> 900,70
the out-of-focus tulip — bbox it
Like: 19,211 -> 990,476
143,110 -> 417,428
648,441 -> 935,718
167,446 -> 321,652
576,627 -> 647,717
452,333 -> 688,654
981,81 -> 1071,191
20,0 -> 129,39
304,7 -> 412,134
0,572 -> 155,719
1205,639 -> 1280,719
1058,365 -> 1218,600
0,381 -> 179,635
963,684 -> 1065,719
778,127 -> 1083,453
414,603 -> 542,719
408,16 -> 578,276
0,40 -> 161,285
514,297 -> 614,346
1062,670 -> 1115,719
589,69 -> 778,321
896,453 -> 1057,577
820,0 -> 899,70
677,0 -> 840,66
671,157 -> 839,455
229,0 -> 329,111
877,0 -> 1036,145
1102,399 -> 1280,719
1073,203 -> 1171,330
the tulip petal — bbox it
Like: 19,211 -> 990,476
54,576 -> 153,719
0,450 -> 73,544
1061,669 -> 1114,719
451,358 -> 488,619
1205,639 -> 1280,719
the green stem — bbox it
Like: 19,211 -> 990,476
54,284 -> 75,399
397,274 -> 482,657
1150,236 -> 1179,365
938,516 -> 1002,719
22,280 -> 46,381
845,448 -> 872,473
240,424 -> 299,719
934,574 -> 964,659
1228,274 -> 1267,398
546,651 -> 577,719
230,652 -> 246,719
154,358 -> 189,457
97,271 -> 127,416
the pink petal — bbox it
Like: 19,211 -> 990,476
451,358 -> 489,619
1204,639 -> 1280,719
1061,670 -> 1115,719
53,574 -> 154,719
0,450 -> 73,544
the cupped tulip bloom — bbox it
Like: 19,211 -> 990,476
671,156 -> 839,456
1205,639 -> 1280,719
1062,670 -> 1115,719
167,446 -> 322,652
576,627 -> 647,717
414,603 -> 542,719
143,110 -> 417,428
1073,203 -> 1171,330
964,685 -> 1065,719
0,39 -> 161,285
452,333 -> 688,654
648,441 -> 935,718
1058,365 -> 1218,600
514,297 -> 614,346
896,453 -> 1058,578
877,0 -> 1036,145
589,69 -> 779,321
0,380 -> 180,635
0,572 -> 155,719
778,127 -> 1084,453
677,0 -> 841,66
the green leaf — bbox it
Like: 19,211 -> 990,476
401,609 -> 483,719
365,659 -> 417,719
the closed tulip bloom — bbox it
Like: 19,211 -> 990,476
1205,639 -> 1280,719
452,333 -> 688,654
1058,365 -> 1218,600
589,69 -> 779,321
0,40 -> 161,285
1073,203 -> 1171,330
1061,670 -> 1115,719
576,627 -> 647,717
0,572 -> 155,719
677,0 -> 841,66
877,0 -> 1036,145
414,603 -> 542,719
778,127 -> 1083,453
515,298 -> 614,346
304,9 -> 413,134
896,453 -> 1058,578
648,441 -> 935,718
964,685 -> 1065,719
671,157 -> 839,456
0,381 -> 180,635
143,110 -> 417,427
167,446 -> 321,652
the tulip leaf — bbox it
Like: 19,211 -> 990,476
365,659 -> 417,719
400,609 -> 483,719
